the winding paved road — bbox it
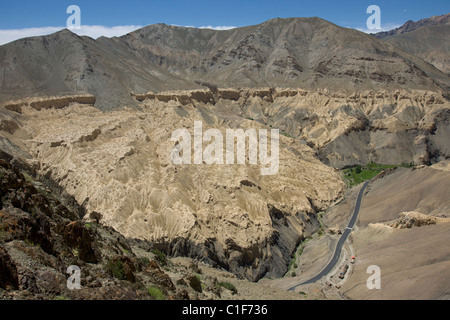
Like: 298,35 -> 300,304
287,180 -> 370,291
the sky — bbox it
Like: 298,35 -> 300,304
0,0 -> 449,45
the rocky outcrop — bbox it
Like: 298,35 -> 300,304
0,151 -> 190,300
0,244 -> 19,290
0,120 -> 19,134
143,260 -> 175,290
133,89 -> 216,105
390,211 -> 437,229
2,95 -> 96,112
218,89 -> 241,101
56,220 -> 100,263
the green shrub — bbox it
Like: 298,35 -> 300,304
402,161 -> 415,168
188,275 -> 202,293
140,257 -> 150,266
22,172 -> 33,183
217,281 -> 237,295
105,259 -> 125,280
148,286 -> 165,300
151,249 -> 168,266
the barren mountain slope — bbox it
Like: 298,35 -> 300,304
374,13 -> 450,39
383,25 -> 450,75
0,30 -> 200,110
116,17 -> 450,92
373,13 -> 450,75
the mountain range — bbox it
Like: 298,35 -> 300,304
0,15 -> 449,110
374,13 -> 450,75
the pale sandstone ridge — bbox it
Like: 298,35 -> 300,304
0,94 -> 345,281
431,159 -> 450,171
133,87 -> 450,168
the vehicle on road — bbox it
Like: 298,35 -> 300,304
339,265 -> 349,279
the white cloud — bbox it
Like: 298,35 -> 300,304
172,24 -> 237,31
0,24 -> 238,46
70,25 -> 143,38
352,23 -> 402,34
0,25 -> 143,46
0,27 -> 62,45
198,26 -> 237,30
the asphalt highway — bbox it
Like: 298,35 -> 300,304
287,180 -> 370,291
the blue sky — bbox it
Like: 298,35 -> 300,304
0,0 -> 449,45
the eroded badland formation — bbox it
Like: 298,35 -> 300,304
0,15 -> 449,300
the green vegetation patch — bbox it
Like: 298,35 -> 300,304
148,286 -> 165,300
288,237 -> 311,273
217,281 -> 237,295
342,161 -> 414,186
151,249 -> 168,266
105,259 -> 126,280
